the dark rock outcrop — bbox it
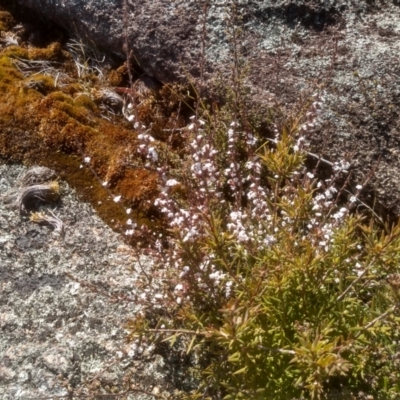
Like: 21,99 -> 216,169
7,0 -> 400,215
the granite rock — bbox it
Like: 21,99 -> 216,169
0,163 -> 166,399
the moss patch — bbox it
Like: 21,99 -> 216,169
0,38 -> 186,233
0,11 -> 16,32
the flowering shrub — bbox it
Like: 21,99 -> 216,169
126,92 -> 400,399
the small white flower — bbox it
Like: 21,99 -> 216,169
356,184 -> 363,190
126,208 -> 132,214
102,181 -> 108,187
125,229 -> 134,236
175,284 -> 183,291
307,172 -> 314,179
84,156 -> 91,163
148,147 -> 158,162
349,196 -> 357,203
127,218 -> 133,225
188,123 -> 195,130
179,266 -> 190,278
127,115 -> 135,122
237,231 -> 249,242
191,162 -> 202,175
166,179 -> 179,187
113,195 -> 122,203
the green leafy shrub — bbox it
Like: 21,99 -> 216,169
126,85 -> 400,400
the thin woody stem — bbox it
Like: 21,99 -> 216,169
355,305 -> 397,340
337,259 -> 375,302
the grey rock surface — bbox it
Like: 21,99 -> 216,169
7,0 -> 400,214
0,163 -> 165,399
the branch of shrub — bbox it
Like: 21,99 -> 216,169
336,258 -> 376,302
354,304 -> 397,340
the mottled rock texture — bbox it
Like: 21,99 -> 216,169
7,0 -> 400,214
0,164 -> 166,399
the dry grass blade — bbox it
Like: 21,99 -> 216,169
66,38 -> 105,80
0,31 -> 19,47
19,166 -> 58,186
16,181 -> 60,213
30,210 -> 65,236
13,57 -> 72,86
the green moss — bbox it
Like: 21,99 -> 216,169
0,56 -> 23,91
3,42 -> 68,62
0,11 -> 16,31
2,45 -> 29,59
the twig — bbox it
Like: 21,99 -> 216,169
336,258 -> 375,302
343,188 -> 384,225
257,345 -> 295,355
147,328 -> 203,335
354,305 -> 397,340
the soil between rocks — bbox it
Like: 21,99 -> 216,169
0,163 -> 169,399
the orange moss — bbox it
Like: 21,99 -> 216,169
137,83 -> 191,144
3,42 -> 69,62
62,83 -> 83,96
0,56 -> 23,92
44,152 -> 130,230
20,74 -> 56,96
74,93 -> 98,111
113,169 -> 159,212
0,30 -> 191,234
107,63 -> 128,87
28,42 -> 69,62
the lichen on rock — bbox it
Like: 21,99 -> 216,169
0,163 -> 168,399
